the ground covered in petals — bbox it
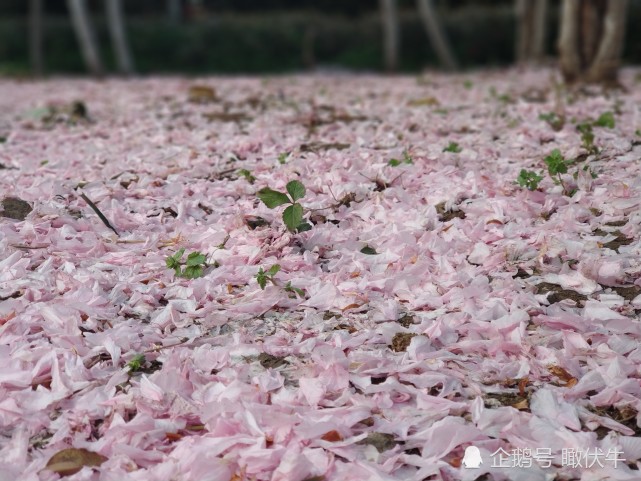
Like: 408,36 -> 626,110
1,69 -> 641,481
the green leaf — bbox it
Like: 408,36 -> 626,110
266,264 -> 281,276
128,354 -> 145,372
516,169 -> 543,191
278,152 -> 289,164
544,149 -> 567,175
296,222 -> 313,233
594,111 -> 615,128
360,245 -> 378,255
257,188 -> 290,208
256,268 -> 267,289
538,112 -> 565,131
285,282 -> 306,298
283,203 -> 304,232
166,248 -> 185,268
186,251 -> 206,266
443,142 -> 462,153
388,158 -> 401,167
238,169 -> 256,184
286,180 -> 306,202
182,265 -> 204,279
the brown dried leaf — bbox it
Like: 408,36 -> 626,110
548,365 -> 578,386
45,448 -> 107,476
512,398 -> 529,410
341,303 -> 363,312
320,430 -> 343,442
518,377 -> 528,397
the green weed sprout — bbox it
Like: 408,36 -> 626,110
127,354 -> 146,372
257,180 -> 312,233
516,170 -> 543,191
443,142 -> 462,153
256,264 -> 280,289
388,150 -> 413,167
166,249 -> 207,279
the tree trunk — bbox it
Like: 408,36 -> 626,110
29,0 -> 44,76
416,0 -> 458,70
67,0 -> 104,76
379,0 -> 400,72
515,0 -> 548,64
558,0 -> 628,84
105,0 -> 135,75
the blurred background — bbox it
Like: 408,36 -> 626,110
2,0 -> 640,77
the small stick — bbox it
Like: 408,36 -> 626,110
79,192 -> 120,236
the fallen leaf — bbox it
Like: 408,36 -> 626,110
1,197 -> 32,220
341,303 -> 363,312
548,365 -> 578,386
188,85 -> 217,103
320,430 -> 343,442
518,377 -> 528,396
512,398 -> 529,410
45,448 -> 107,476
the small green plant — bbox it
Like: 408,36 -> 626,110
284,281 -> 306,298
576,122 -> 597,154
257,180 -> 312,233
443,142 -> 462,153
538,112 -> 565,131
278,152 -> 289,164
516,169 -> 543,191
127,354 -> 146,372
238,169 -> 256,184
388,150 -> 413,167
166,248 -> 207,279
256,264 -> 281,289
594,111 -> 615,129
543,149 -> 571,194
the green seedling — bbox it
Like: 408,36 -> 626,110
284,281 -> 306,298
576,122 -> 597,154
127,354 -> 146,372
257,180 -> 312,233
166,249 -> 207,279
538,112 -> 565,131
594,111 -> 615,129
256,264 -> 281,289
443,142 -> 462,153
278,152 -> 289,164
238,169 -> 256,184
388,150 -> 413,167
544,149 -> 571,195
516,169 -> 543,191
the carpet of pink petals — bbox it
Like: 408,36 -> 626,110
1,68 -> 641,481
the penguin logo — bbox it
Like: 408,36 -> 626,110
462,446 -> 483,469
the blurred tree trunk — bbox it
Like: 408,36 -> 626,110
67,0 -> 103,75
559,0 -> 628,84
416,0 -> 458,70
379,0 -> 399,72
29,0 -> 44,76
515,0 -> 548,63
167,0 -> 181,23
105,0 -> 135,75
